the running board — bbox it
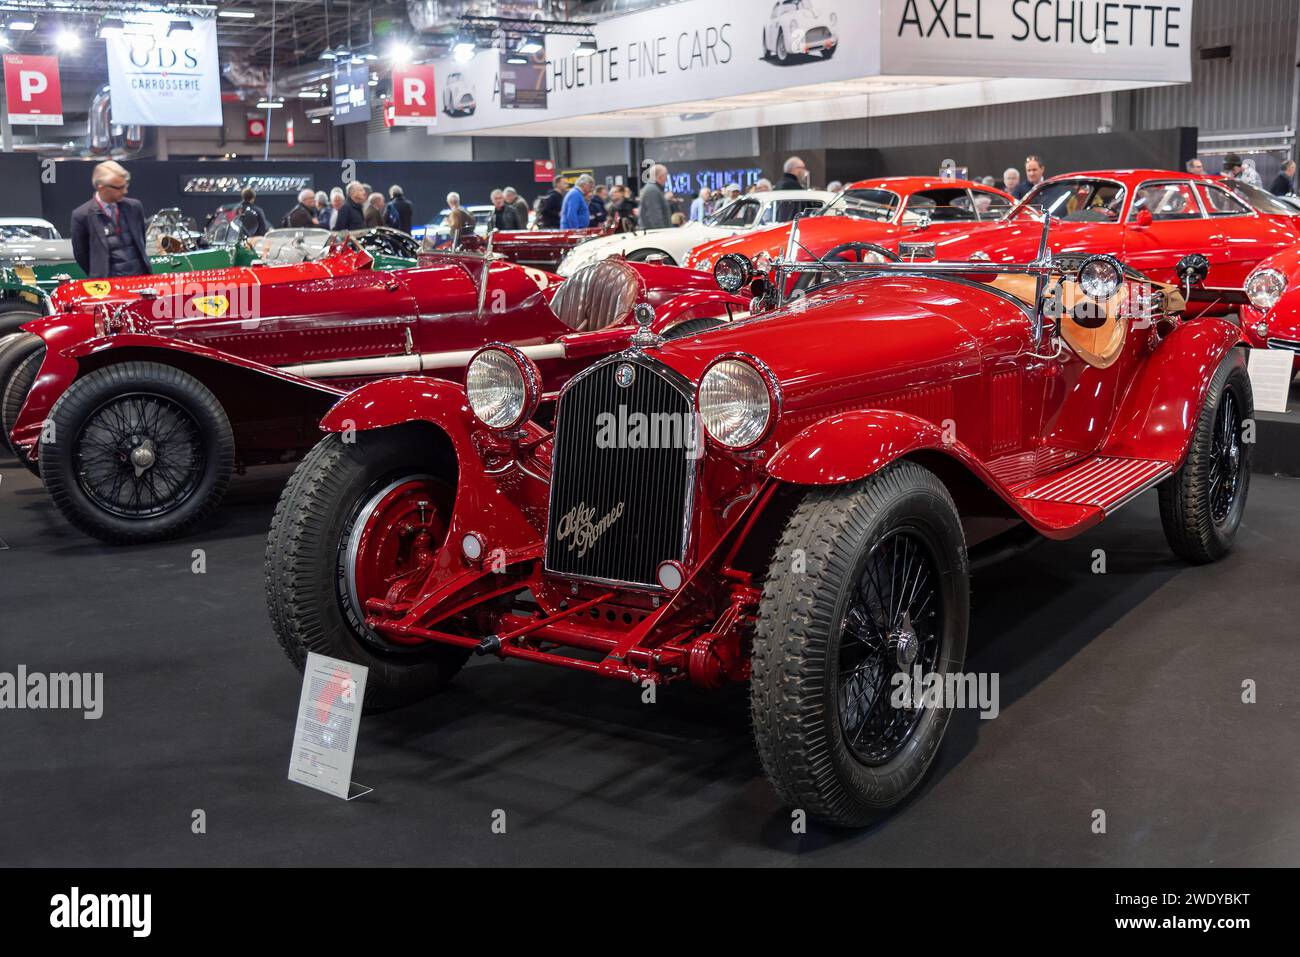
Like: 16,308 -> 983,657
1013,456 -> 1172,515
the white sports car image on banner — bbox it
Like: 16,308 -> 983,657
763,0 -> 839,63
442,72 -> 476,117
556,189 -> 834,276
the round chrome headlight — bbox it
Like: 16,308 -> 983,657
697,355 -> 778,450
465,344 -> 540,430
714,253 -> 753,294
1246,267 -> 1287,312
1078,254 -> 1124,303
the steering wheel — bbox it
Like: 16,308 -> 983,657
822,242 -> 901,264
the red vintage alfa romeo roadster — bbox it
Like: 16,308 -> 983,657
9,249 -> 747,544
264,223 -> 1251,827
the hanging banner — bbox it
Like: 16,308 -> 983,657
105,13 -> 222,126
391,63 -> 437,126
431,0 -> 1193,134
3,54 -> 63,125
332,61 -> 371,125
499,44 -> 548,110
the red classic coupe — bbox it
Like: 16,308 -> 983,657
916,170 -> 1300,302
265,232 -> 1250,827
683,176 -> 1015,273
9,251 -> 748,544
1241,242 -> 1300,371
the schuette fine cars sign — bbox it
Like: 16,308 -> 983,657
429,0 -> 1193,134
885,0 -> 1193,81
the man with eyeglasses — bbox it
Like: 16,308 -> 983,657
70,160 -> 150,278
777,156 -> 810,190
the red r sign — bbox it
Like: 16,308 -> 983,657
390,64 -> 436,126
3,54 -> 63,126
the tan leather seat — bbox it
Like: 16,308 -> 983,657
549,259 -> 643,332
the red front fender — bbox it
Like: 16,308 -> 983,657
1102,318 -> 1246,466
318,376 -> 549,581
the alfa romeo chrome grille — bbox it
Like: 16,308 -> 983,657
1266,337 -> 1300,354
545,357 -> 694,588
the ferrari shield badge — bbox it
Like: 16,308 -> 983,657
192,295 -> 230,318
81,281 -> 113,299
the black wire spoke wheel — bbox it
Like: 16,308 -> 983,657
839,529 -> 943,766
1207,388 -> 1242,525
73,392 -> 206,519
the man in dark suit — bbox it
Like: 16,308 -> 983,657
332,182 -> 368,232
1013,155 -> 1045,200
70,160 -> 151,278
1270,160 -> 1296,197
386,185 -> 414,233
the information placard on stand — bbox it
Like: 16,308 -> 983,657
1248,348 -> 1293,414
288,652 -> 371,801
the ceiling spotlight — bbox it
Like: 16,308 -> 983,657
388,41 -> 414,64
451,37 -> 475,62
255,99 -> 284,109
0,35 -> 9,50
8,17 -> 35,31
98,17 -> 124,38
217,9 -> 257,18
575,37 -> 597,56
505,52 -> 527,65
310,117 -> 321,124
319,48 -> 337,60
363,52 -> 377,61
168,19 -> 193,35
55,31 -> 81,52
517,34 -> 543,54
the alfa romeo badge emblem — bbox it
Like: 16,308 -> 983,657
615,363 -> 636,388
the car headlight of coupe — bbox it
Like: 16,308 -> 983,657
1077,254 -> 1124,303
1246,267 -> 1287,313
697,355 -> 779,450
466,344 -> 541,430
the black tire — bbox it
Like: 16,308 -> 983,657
626,248 -> 677,265
0,333 -> 42,452
41,361 -> 235,545
663,316 -> 728,340
265,427 -> 470,711
1,344 -> 43,472
776,29 -> 787,62
822,44 -> 836,60
751,461 -> 969,827
0,299 -> 42,338
1158,355 -> 1252,563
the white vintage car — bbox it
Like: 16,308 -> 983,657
556,189 -> 834,276
442,73 -> 476,117
0,218 -> 60,241
762,0 -> 839,62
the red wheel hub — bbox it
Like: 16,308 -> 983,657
348,477 -> 449,620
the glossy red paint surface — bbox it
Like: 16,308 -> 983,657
684,177 -> 1015,272
9,255 -> 748,463
47,246 -> 375,313
458,223 -> 614,270
326,263 -> 1242,681
926,170 -> 1300,293
1237,242 -> 1300,368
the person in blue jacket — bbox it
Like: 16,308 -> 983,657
561,174 -> 595,229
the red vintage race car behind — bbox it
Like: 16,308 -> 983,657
684,176 -> 1015,273
9,251 -> 748,545
457,222 -> 616,272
